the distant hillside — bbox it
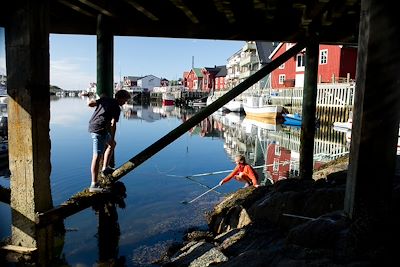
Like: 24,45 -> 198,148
50,85 -> 63,94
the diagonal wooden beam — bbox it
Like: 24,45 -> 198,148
77,0 -> 114,17
212,0 -> 235,24
123,0 -> 159,21
169,0 -> 199,24
57,0 -> 96,17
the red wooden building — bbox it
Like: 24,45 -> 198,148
269,43 -> 357,89
183,66 -> 227,92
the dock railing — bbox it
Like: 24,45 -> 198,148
270,83 -> 355,108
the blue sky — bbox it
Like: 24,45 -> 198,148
0,27 -> 244,90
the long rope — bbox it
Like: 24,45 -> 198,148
166,161 -> 290,179
166,173 -> 222,194
182,184 -> 222,204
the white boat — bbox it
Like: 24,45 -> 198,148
243,95 -> 284,118
162,92 -> 175,106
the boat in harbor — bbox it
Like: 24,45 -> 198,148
282,113 -> 302,126
162,92 -> 175,106
243,95 -> 284,118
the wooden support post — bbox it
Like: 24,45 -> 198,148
345,0 -> 400,238
299,40 -> 319,179
5,0 -> 53,264
97,14 -> 114,98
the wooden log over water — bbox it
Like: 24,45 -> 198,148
35,191 -> 109,227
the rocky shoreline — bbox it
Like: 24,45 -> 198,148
156,156 -> 400,266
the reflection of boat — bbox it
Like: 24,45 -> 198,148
222,112 -> 244,128
242,115 -> 282,132
283,113 -> 302,126
223,99 -> 244,113
243,96 -> 284,118
190,96 -> 208,108
162,92 -> 175,106
122,104 -> 162,122
153,105 -> 175,117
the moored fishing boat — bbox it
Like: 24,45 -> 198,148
162,92 -> 175,106
243,95 -> 284,118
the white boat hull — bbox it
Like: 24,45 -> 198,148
243,104 -> 283,118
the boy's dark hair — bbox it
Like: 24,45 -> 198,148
115,90 -> 131,100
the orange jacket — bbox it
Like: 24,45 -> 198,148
222,163 -> 259,186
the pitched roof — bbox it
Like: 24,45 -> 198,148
192,68 -> 203,78
215,66 -> 227,77
256,42 -> 277,64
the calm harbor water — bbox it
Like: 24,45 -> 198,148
0,96 -> 350,266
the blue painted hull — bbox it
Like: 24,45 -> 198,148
283,113 -> 302,126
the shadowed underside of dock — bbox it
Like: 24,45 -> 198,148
1,0 -> 361,44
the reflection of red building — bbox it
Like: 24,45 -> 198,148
266,143 -> 291,183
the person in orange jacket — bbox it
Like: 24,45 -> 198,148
219,154 -> 259,188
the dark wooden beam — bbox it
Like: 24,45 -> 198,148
299,39 -> 319,179
345,0 -> 400,240
96,14 -> 114,97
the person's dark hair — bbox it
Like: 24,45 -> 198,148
236,154 -> 246,164
115,90 -> 131,100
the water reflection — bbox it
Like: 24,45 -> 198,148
122,103 -> 350,185
93,181 -> 127,266
209,109 -> 349,185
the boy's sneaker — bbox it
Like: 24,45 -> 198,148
89,183 -> 110,193
101,166 -> 115,176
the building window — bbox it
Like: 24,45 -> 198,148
279,63 -> 285,69
296,54 -> 305,67
279,74 -> 286,84
273,158 -> 279,172
275,145 -> 281,156
296,53 -> 305,72
320,49 -> 328,64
